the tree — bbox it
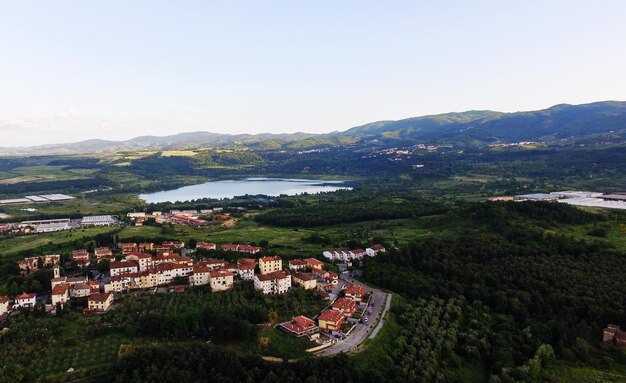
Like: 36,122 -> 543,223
97,259 -> 111,275
188,238 -> 197,249
30,280 -> 42,293
268,309 -> 278,323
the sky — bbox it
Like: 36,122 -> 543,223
1,1 -> 626,147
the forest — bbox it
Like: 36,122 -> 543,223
256,198 -> 448,227
362,202 -> 626,381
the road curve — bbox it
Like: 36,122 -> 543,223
316,275 -> 392,356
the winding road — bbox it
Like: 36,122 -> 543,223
316,274 -> 392,356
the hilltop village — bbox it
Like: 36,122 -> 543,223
1,230 -> 387,344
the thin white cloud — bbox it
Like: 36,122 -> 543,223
0,113 -> 124,147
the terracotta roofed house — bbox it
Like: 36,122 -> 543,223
109,260 -> 139,277
70,283 -> 92,298
220,244 -> 260,254
303,258 -> 324,270
139,242 -> 155,251
236,258 -> 256,280
203,258 -> 226,270
88,292 -> 113,312
259,256 -> 282,275
51,283 -> 69,307
190,264 -> 211,286
125,252 -> 153,271
279,315 -> 319,337
318,309 -> 345,332
15,292 -> 37,309
254,271 -> 291,295
209,269 -> 234,292
344,284 -> 366,302
196,241 -> 217,250
94,247 -> 113,261
120,242 -> 138,254
288,259 -> 307,271
72,249 -> 90,262
331,297 -> 357,317
366,245 -> 386,257
292,272 -> 317,290
351,248 -> 366,259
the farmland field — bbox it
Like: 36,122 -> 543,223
0,165 -> 98,185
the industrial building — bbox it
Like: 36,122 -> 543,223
81,215 -> 117,226
0,194 -> 75,206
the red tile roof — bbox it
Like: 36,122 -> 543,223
289,259 -> 307,266
210,269 -> 234,278
193,265 -> 211,273
318,309 -> 344,322
72,283 -> 91,291
16,292 -> 36,300
293,272 -> 316,281
256,270 -> 290,281
89,292 -> 112,302
126,251 -> 152,259
280,315 -> 317,334
72,249 -> 89,258
110,260 -> 139,269
332,298 -> 356,312
196,241 -> 216,249
303,258 -> 324,265
52,284 -> 69,295
260,256 -> 281,262
345,284 -> 366,297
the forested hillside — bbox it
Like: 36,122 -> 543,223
362,202 -> 626,381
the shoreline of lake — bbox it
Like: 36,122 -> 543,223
139,177 -> 352,203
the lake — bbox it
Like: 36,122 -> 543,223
139,178 -> 351,203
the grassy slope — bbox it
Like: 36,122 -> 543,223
548,361 -> 626,382
0,194 -> 144,221
352,294 -> 404,373
0,165 -> 97,185
0,227 -> 118,257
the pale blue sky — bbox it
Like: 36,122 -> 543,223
1,1 -> 625,146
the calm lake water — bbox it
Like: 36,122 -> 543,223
139,178 -> 351,203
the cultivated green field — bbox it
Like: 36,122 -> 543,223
0,227 -> 118,257
0,165 -> 97,185
0,194 -> 144,221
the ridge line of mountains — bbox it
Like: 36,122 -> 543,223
2,100 -> 626,155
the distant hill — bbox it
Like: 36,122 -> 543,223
0,132 -> 317,155
1,101 -> 625,155
339,101 -> 626,144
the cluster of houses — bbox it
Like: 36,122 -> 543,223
127,208 -> 231,227
4,238 -> 355,317
322,245 -> 386,261
18,254 -> 61,274
1,262 -> 115,315
277,283 -> 367,339
4,237 -> 385,334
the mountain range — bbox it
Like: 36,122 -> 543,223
2,101 -> 625,155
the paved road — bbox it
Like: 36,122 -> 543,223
317,274 -> 391,356
369,292 -> 392,339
